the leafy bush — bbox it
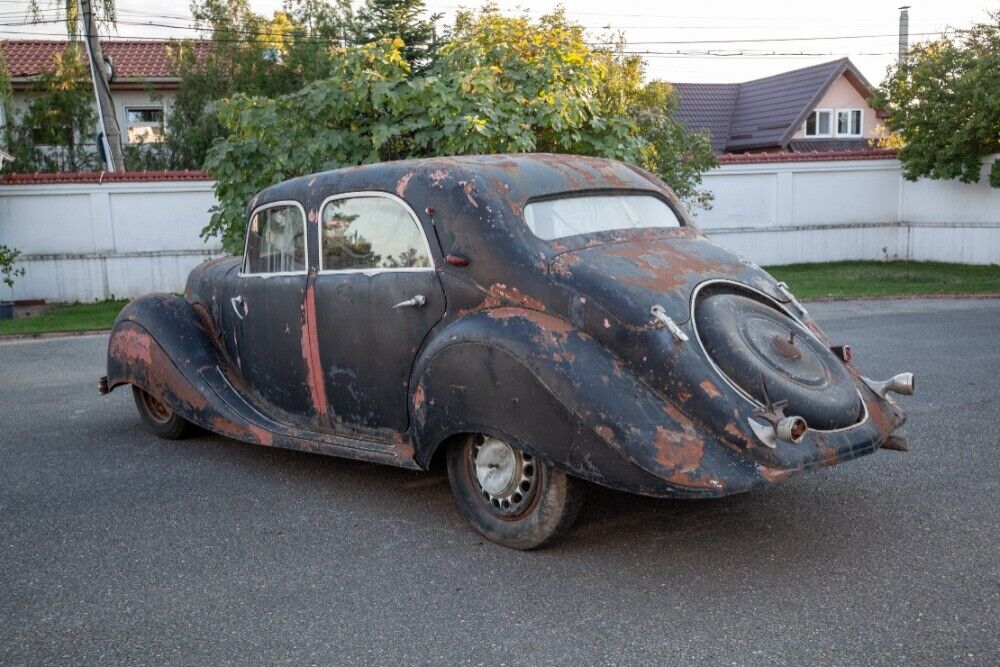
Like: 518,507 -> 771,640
871,14 -> 1000,187
204,8 -> 716,253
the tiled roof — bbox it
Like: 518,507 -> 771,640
1,40 -> 211,79
673,58 -> 874,153
671,83 -> 739,153
0,170 -> 213,184
786,138 -> 873,152
717,149 -> 898,164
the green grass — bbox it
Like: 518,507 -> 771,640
765,261 -> 1000,300
0,261 -> 997,336
0,299 -> 127,336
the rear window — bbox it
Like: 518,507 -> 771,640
523,194 -> 682,241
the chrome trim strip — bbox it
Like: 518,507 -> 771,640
316,191 -> 437,275
688,278 -> 868,434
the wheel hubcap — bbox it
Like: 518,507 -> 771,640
142,390 -> 173,423
471,436 -> 538,517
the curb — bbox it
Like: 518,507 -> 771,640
0,329 -> 112,342
803,293 -> 1000,302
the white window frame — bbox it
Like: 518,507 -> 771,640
317,191 -> 437,275
835,108 -> 863,137
803,108 -> 833,138
124,105 -> 165,144
240,200 -> 309,278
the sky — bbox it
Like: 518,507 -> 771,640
1,0 -> 996,84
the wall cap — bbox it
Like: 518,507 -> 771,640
0,170 -> 213,185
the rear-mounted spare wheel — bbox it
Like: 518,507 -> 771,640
695,290 -> 863,430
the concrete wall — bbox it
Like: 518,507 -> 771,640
1,154 -> 998,303
694,155 -> 1000,266
0,177 -> 220,302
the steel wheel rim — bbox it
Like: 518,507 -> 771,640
469,436 -> 538,518
140,390 -> 173,424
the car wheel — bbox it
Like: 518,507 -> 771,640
446,434 -> 585,550
131,385 -> 192,440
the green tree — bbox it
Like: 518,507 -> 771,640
5,46 -> 99,172
163,0 -> 353,169
870,14 -> 1000,187
204,39 -> 412,251
204,8 -> 717,253
352,0 -> 441,72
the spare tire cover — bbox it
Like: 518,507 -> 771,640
695,292 -> 862,430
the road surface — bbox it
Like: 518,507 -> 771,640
1,298 -> 997,665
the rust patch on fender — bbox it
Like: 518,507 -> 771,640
700,379 -> 721,398
652,425 -> 706,485
396,172 -> 413,198
482,283 -> 547,312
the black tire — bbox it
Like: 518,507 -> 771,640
446,434 -> 585,550
131,385 -> 193,440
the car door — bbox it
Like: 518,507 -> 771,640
312,192 -> 445,435
231,201 -> 316,422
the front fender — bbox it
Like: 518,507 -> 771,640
106,294 -> 421,468
105,293 -> 274,446
409,307 -> 785,498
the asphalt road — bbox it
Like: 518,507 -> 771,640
1,298 -> 998,665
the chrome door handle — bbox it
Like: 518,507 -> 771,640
231,295 -> 246,319
393,294 -> 426,309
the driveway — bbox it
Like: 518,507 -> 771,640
1,298 -> 997,665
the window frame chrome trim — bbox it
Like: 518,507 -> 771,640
316,191 -> 437,275
238,199 -> 310,278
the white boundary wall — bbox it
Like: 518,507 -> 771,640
0,178 -> 221,302
1,155 -> 998,303
695,155 -> 1000,266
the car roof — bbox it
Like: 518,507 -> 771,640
251,153 -> 670,214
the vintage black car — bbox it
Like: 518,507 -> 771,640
101,154 -> 914,549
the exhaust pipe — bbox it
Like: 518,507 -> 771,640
864,372 -> 916,399
776,416 -> 808,443
748,415 -> 808,448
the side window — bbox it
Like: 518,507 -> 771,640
320,196 -> 432,271
244,204 -> 307,274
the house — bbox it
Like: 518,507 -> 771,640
0,39 -> 210,148
672,58 -> 882,154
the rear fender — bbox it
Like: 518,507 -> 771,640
409,308 -> 770,498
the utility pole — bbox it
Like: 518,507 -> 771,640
898,6 -> 911,65
79,0 -> 124,171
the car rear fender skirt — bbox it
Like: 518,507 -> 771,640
409,308 -> 805,498
105,294 -> 420,469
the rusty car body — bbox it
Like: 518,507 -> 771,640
101,154 -> 914,548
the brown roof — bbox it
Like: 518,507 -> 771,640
673,58 -> 876,153
1,39 -> 211,79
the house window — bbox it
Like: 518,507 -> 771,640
804,109 -> 832,137
836,109 -> 863,137
125,107 -> 165,144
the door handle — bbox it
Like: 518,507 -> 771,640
392,294 -> 426,309
231,295 -> 246,319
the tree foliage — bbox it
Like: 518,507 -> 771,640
352,0 -> 441,72
871,14 -> 1000,187
204,7 -> 716,252
3,46 -> 99,172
